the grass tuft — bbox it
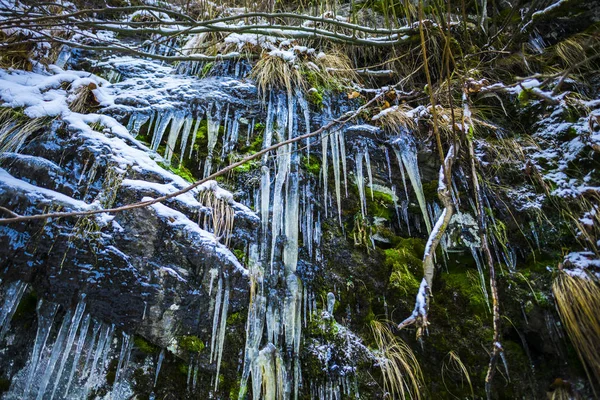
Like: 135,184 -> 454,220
0,108 -> 49,154
553,271 -> 600,396
370,320 -> 424,400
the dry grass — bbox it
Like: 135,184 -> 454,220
198,189 -> 235,246
184,32 -> 228,56
0,32 -> 34,70
377,104 -> 417,132
370,320 -> 424,400
68,83 -> 100,114
442,351 -> 474,399
250,53 -> 304,101
0,108 -> 48,154
315,50 -> 359,83
250,48 -> 358,102
553,271 -> 600,396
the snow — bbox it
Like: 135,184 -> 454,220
563,252 -> 600,279
148,199 -> 247,276
0,168 -> 91,211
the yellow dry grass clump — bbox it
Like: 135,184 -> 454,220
552,270 -> 600,396
198,189 -> 235,246
251,54 -> 305,101
0,108 -> 48,155
370,320 -> 424,399
250,48 -> 358,102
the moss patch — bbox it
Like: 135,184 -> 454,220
178,335 -> 205,353
134,335 -> 160,354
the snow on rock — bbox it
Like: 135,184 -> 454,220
0,167 -> 91,211
148,199 -> 248,276
563,251 -> 600,279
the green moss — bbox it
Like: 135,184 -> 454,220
178,335 -> 205,353
178,362 -> 189,376
201,62 -> 214,77
233,160 -> 259,174
226,311 -> 245,326
233,248 -> 246,263
442,269 -> 489,315
365,188 -> 395,220
307,88 -> 324,109
247,131 -> 264,153
517,89 -> 530,107
229,379 -> 241,399
384,237 -> 424,295
134,335 -> 160,354
157,162 -> 196,183
421,180 -> 439,202
301,154 -> 321,176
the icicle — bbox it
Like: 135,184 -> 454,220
213,279 -> 230,391
330,130 -> 343,224
150,111 -> 173,151
364,149 -> 374,201
83,323 -> 112,398
269,94 -> 291,269
355,149 -> 366,218
129,113 -> 150,136
246,118 -> 254,147
260,95 -> 276,248
154,349 -> 165,387
470,246 -> 491,311
238,245 -> 266,400
203,104 -> 222,178
188,114 -> 203,159
64,313 -> 91,396
23,300 -> 59,399
327,292 -> 336,315
0,280 -> 27,340
210,275 -> 223,362
391,133 -> 432,233
49,297 -> 87,400
322,132 -> 329,219
177,116 -> 194,166
164,111 -> 186,164
339,131 -> 348,196
384,146 -> 393,181
36,308 -> 74,400
112,332 -> 133,396
81,320 -> 101,380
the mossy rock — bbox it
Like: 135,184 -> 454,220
383,237 -> 425,296
178,335 -> 205,353
301,154 -> 321,176
134,335 -> 160,354
366,188 -> 395,220
441,266 -> 489,315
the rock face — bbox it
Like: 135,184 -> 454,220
0,1 -> 599,399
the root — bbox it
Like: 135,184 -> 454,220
398,143 -> 456,337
